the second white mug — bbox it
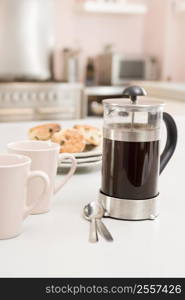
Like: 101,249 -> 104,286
0,154 -> 50,239
8,140 -> 77,214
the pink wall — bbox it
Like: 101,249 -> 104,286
54,0 -> 185,82
173,17 -> 185,81
163,0 -> 185,82
147,0 -> 185,82
54,0 -> 146,80
144,0 -> 168,78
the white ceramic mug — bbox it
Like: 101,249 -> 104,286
8,140 -> 77,214
0,153 -> 50,240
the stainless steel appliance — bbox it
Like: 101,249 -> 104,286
99,86 -> 177,220
0,0 -> 54,81
85,86 -> 126,116
96,53 -> 159,85
0,83 -> 86,122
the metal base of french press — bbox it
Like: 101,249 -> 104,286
99,191 -> 159,221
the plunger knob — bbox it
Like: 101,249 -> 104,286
123,86 -> 147,104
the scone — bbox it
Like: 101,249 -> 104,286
28,123 -> 61,141
74,125 -> 102,146
51,129 -> 86,153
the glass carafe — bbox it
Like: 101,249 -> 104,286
100,86 -> 177,220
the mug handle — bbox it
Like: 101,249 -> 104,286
23,170 -> 50,219
54,154 -> 77,194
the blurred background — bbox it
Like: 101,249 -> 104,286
0,0 -> 185,121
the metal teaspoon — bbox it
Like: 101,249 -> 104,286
83,202 -> 113,242
83,203 -> 98,243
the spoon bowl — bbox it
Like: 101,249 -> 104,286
83,202 -> 104,220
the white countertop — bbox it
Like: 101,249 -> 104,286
132,81 -> 185,101
0,117 -> 184,278
85,86 -> 124,96
134,81 -> 185,92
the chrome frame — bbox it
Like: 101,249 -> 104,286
103,127 -> 160,142
99,191 -> 159,220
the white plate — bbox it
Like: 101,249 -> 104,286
71,146 -> 102,158
61,156 -> 102,164
59,160 -> 102,169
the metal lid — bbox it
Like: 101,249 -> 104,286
103,97 -> 165,110
103,86 -> 165,112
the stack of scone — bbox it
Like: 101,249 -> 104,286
28,123 -> 102,153
28,123 -> 102,168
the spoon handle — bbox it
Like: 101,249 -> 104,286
89,218 -> 98,243
97,219 -> 113,242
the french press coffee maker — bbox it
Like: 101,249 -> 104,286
99,86 -> 177,220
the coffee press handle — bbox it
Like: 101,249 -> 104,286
160,112 -> 177,174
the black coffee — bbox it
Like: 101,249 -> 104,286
101,138 -> 159,200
